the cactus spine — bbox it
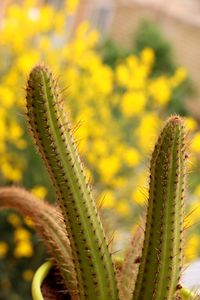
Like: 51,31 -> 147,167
132,116 -> 186,300
26,65 -> 118,300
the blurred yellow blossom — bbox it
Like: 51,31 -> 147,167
116,201 -> 130,216
7,213 -> 21,227
14,228 -> 31,241
0,242 -> 8,257
102,190 -> 116,209
1,162 -> 22,182
31,186 -> 47,200
98,156 -> 120,184
123,148 -> 141,167
116,64 -> 129,87
0,86 -> 14,108
136,113 -> 161,151
194,185 -> 200,197
185,234 -> 200,262
171,67 -> 187,88
186,200 -> 200,225
190,133 -> 200,153
149,76 -> 171,106
132,187 -> 146,205
140,47 -> 155,65
14,240 -> 33,257
185,117 -> 198,132
22,269 -> 34,281
24,216 -> 35,228
121,91 -> 146,117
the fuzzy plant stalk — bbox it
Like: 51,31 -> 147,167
132,116 -> 186,300
0,187 -> 78,298
26,65 -> 118,300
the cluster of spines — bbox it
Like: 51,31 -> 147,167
26,65 -> 119,300
132,116 -> 186,300
0,187 -> 78,298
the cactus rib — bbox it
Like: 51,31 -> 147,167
0,187 -> 78,299
26,65 -> 118,300
132,116 -> 186,300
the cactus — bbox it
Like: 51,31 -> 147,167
132,116 -> 186,300
0,64 -> 197,300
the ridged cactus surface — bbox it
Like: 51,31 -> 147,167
26,65 -> 119,300
132,116 -> 186,300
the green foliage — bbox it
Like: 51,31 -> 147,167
134,19 -> 175,75
98,39 -> 129,68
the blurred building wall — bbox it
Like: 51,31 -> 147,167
110,0 -> 200,102
75,0 -> 200,109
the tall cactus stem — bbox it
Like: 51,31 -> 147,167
26,65 -> 119,300
132,116 -> 187,300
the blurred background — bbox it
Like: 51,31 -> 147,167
0,0 -> 200,299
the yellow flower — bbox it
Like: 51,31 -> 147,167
132,187 -> 146,205
93,139 -> 108,156
7,213 -> 21,227
190,133 -> 200,153
185,117 -> 197,132
116,201 -> 130,216
136,113 -> 161,151
98,155 -> 120,184
0,86 -> 14,108
121,91 -> 146,117
22,269 -> 34,281
149,76 -> 171,106
24,216 -> 35,228
1,163 -> 22,182
194,185 -> 200,197
110,176 -> 126,189
140,47 -> 155,66
171,67 -> 187,88
116,64 -> 129,87
185,234 -> 199,262
31,186 -> 47,200
126,55 -> 139,71
102,190 -> 116,209
188,200 -> 200,225
9,122 -> 23,140
14,228 -> 31,241
14,240 -> 33,257
65,0 -> 79,14
123,148 -> 140,167
0,242 -> 8,257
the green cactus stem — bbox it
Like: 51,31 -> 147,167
0,187 -> 78,299
132,116 -> 186,300
26,65 -> 118,300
